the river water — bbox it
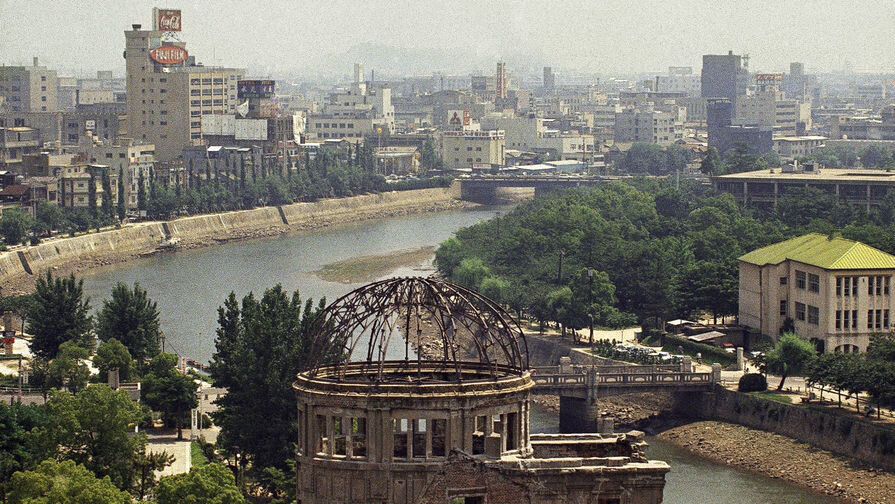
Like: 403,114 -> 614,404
78,205 -> 836,503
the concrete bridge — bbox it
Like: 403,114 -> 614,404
530,359 -> 720,432
456,175 -> 619,202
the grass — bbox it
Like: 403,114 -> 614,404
750,391 -> 794,404
190,440 -> 208,467
313,246 -> 435,283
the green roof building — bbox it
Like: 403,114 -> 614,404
738,233 -> 895,353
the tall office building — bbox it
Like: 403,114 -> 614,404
495,61 -> 507,101
701,51 -> 748,109
124,8 -> 244,161
543,66 -> 555,90
0,57 -> 58,113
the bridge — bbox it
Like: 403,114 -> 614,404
455,175 -> 621,202
529,360 -> 721,432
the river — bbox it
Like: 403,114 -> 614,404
78,204 -> 836,503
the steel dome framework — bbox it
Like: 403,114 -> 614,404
304,277 -> 528,382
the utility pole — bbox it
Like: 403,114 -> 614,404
159,331 -> 166,354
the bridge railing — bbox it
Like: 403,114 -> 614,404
595,372 -> 712,385
531,365 -> 680,375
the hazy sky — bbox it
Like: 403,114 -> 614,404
1,0 -> 894,79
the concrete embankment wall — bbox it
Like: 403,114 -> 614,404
526,333 -> 626,367
0,188 -> 458,286
684,387 -> 895,472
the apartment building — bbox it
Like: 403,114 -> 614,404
739,233 -> 895,353
0,57 -> 58,113
57,164 -> 119,209
613,109 -> 679,145
87,141 -> 154,210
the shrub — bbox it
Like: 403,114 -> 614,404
738,373 -> 768,392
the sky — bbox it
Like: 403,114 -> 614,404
1,0 -> 894,79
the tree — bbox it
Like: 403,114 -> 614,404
88,172 -> 98,221
95,282 -> 160,362
0,208 -> 35,245
26,272 -> 93,360
209,286 -> 328,474
155,463 -> 245,504
137,170 -> 146,213
34,201 -> 64,237
39,385 -> 149,491
93,338 -> 133,382
765,332 -> 817,391
6,459 -> 131,504
860,144 -> 892,168
100,168 -> 113,222
46,341 -> 90,393
699,147 -> 722,176
615,143 -> 669,175
451,257 -> 491,290
142,353 -> 198,440
117,167 -> 126,221
479,275 -> 510,305
0,402 -> 52,497
419,137 -> 443,173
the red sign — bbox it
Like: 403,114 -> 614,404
157,9 -> 182,31
150,45 -> 188,65
2,338 -> 14,346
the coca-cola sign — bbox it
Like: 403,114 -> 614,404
150,45 -> 188,65
156,9 -> 182,31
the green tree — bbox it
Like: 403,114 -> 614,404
699,147 -> 723,176
209,286 -> 327,474
616,142 -> 669,175
0,208 -> 35,245
34,201 -> 64,237
142,353 -> 199,440
479,275 -> 510,305
88,172 -> 98,221
117,167 -> 126,221
95,282 -> 160,362
93,338 -> 133,382
434,237 -> 469,277
39,385 -> 148,491
100,168 -> 113,223
46,341 -> 90,393
859,144 -> 893,168
137,171 -> 146,213
0,402 -> 52,497
452,257 -> 491,290
26,272 -> 93,360
6,459 -> 131,504
765,332 -> 817,391
155,463 -> 245,504
419,137 -> 443,173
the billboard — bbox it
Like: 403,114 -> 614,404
447,109 -> 471,126
150,45 -> 188,65
154,8 -> 182,31
234,119 -> 268,141
85,120 -> 96,131
755,73 -> 783,82
238,80 -> 275,99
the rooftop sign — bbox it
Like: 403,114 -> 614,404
238,80 -> 275,99
150,45 -> 188,65
154,8 -> 182,31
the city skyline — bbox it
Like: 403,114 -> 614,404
2,0 -> 895,79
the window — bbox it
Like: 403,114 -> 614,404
886,276 -> 891,295
835,310 -> 841,330
843,276 -> 851,297
431,419 -> 446,457
852,309 -> 858,329
886,310 -> 891,329
795,302 -> 806,321
795,271 -> 806,289
412,419 -> 427,458
808,274 -> 819,293
869,276 -> 876,296
191,89 -> 200,96
843,309 -> 850,329
780,300 -> 788,316
852,276 -> 859,297
869,310 -> 875,329
472,415 -> 486,455
876,309 -> 882,329
316,415 -> 328,455
808,305 -> 819,325
393,418 -> 409,459
333,417 -> 347,456
780,276 -> 788,285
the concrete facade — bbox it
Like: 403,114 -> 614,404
440,130 -> 505,170
0,58 -> 58,113
738,234 -> 895,353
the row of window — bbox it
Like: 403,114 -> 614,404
315,122 -> 355,129
792,302 -> 819,324
793,271 -> 820,292
791,272 -> 893,297
833,309 -> 890,330
189,77 -> 232,85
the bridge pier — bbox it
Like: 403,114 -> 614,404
559,368 -> 600,433
459,183 -> 498,203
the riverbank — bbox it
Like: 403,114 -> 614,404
0,188 -> 473,295
659,421 -> 894,504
